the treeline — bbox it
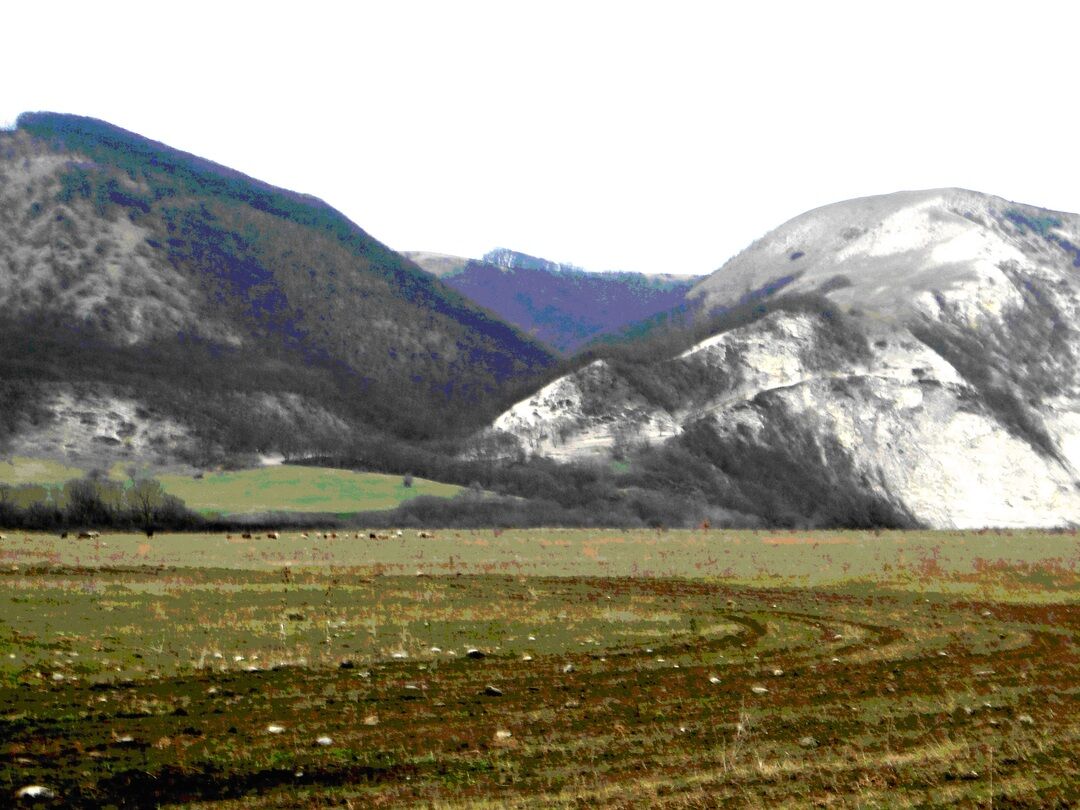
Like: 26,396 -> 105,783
0,475 -> 202,533
303,432 -> 916,530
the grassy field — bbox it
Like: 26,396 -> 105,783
0,529 -> 1077,807
155,466 -> 463,515
0,458 -> 464,515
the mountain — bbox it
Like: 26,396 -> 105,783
0,113 -> 556,470
404,248 -> 701,354
488,189 -> 1080,529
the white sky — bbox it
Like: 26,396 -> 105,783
5,1 -> 1080,275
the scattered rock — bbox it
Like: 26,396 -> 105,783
751,686 -> 769,695
315,736 -> 333,746
391,651 -> 408,660
799,736 -> 818,748
562,663 -> 575,674
709,675 -> 721,684
772,669 -> 784,677
1017,714 -> 1035,726
339,660 -> 355,669
466,649 -> 485,659
267,724 -> 286,734
494,729 -> 512,740
484,685 -> 503,697
522,654 -> 533,662
363,714 -> 379,726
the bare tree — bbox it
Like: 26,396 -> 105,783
128,477 -> 165,536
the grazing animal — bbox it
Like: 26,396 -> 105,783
267,531 -> 280,540
417,531 -> 435,539
59,532 -> 67,539
241,532 -> 253,539
375,532 -> 391,541
368,532 -> 377,539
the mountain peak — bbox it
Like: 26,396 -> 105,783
691,187 -> 1080,320
482,248 -> 587,275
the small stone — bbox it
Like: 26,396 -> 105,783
484,685 -> 503,697
772,669 -> 784,677
315,735 -> 333,746
751,686 -> 769,695
339,660 -> 355,669
522,654 -> 533,662
494,729 -> 512,740
709,675 -> 721,684
466,649 -> 485,659
363,714 -> 379,726
562,663 -> 575,674
267,724 -> 286,734
799,736 -> 818,748
1017,714 -> 1035,726
391,651 -> 408,660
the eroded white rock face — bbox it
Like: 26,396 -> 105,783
487,189 -> 1080,528
493,360 -> 682,460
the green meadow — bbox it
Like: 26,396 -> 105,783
0,458 -> 463,515
155,466 -> 463,515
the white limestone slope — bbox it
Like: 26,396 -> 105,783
488,189 -> 1080,528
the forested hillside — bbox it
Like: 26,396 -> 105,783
0,113 -> 555,469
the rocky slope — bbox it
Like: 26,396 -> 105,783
405,248 -> 700,354
0,113 -> 555,469
490,189 -> 1080,528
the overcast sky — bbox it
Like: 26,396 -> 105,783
5,1 -> 1079,275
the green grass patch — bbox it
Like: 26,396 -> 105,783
156,465 -> 463,514
0,456 -> 85,486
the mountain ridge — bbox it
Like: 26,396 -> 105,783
488,188 -> 1080,528
405,248 -> 702,354
0,112 -> 556,469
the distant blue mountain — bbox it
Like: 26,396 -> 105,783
405,249 -> 702,355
